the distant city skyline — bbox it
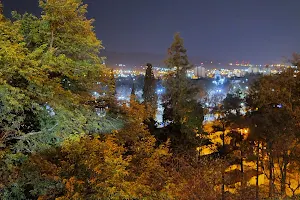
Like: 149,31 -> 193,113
103,51 -> 293,68
2,0 -> 300,64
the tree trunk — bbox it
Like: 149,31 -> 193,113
221,129 -> 225,200
255,142 -> 260,200
240,131 -> 245,193
280,153 -> 288,196
268,151 -> 274,198
221,171 -> 225,200
241,156 -> 244,185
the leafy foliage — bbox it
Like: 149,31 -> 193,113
0,1 -> 123,198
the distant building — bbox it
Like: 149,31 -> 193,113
214,70 -> 221,80
248,66 -> 259,74
233,69 -> 241,77
194,66 -> 206,78
263,67 -> 271,75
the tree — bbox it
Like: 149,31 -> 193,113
129,81 -> 136,104
38,0 -> 106,101
0,4 -> 39,145
108,69 -> 116,97
222,92 -> 250,193
166,155 -> 222,200
105,69 -> 118,113
0,0 -> 114,150
162,33 -> 204,154
204,91 -> 253,199
90,68 -> 119,115
247,70 -> 300,198
0,2 -> 120,197
143,63 -> 157,119
13,89 -> 171,199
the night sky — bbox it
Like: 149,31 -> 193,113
2,0 -> 300,64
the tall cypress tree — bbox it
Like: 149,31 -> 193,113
143,63 -> 157,118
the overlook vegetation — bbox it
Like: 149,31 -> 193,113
1,0 -> 300,199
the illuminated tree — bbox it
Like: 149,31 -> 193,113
0,0 -> 114,150
247,70 -> 299,198
0,1 -> 120,198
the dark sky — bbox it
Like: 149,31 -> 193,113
2,0 -> 300,64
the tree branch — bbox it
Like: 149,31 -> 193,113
5,123 -> 59,141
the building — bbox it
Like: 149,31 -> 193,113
248,66 -> 259,74
214,69 -> 221,80
233,69 -> 242,77
194,66 -> 206,78
263,67 -> 271,75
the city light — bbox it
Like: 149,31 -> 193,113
156,88 -> 164,94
